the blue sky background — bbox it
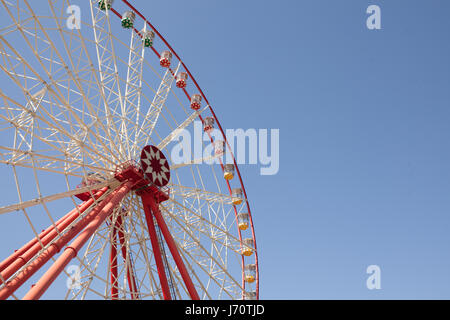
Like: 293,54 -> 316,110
146,0 -> 450,299
1,0 -> 450,299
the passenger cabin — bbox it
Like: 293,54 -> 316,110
98,0 -> 113,10
223,164 -> 234,180
121,11 -> 136,29
141,29 -> 155,48
176,72 -> 188,89
202,117 -> 214,133
160,51 -> 172,68
190,94 -> 202,110
231,188 -> 244,205
237,213 -> 249,230
241,238 -> 254,256
244,264 -> 256,283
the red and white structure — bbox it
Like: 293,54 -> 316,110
0,0 -> 258,300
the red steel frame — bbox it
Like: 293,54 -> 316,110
22,180 -> 135,300
140,190 -> 200,300
110,210 -> 140,300
0,160 -> 201,299
0,185 -> 124,300
0,188 -> 108,277
110,217 -> 119,299
116,214 -> 139,299
141,193 -> 172,300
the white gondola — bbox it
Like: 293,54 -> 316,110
203,116 -> 215,133
232,188 -> 244,205
98,0 -> 114,10
121,11 -> 136,29
190,94 -> 202,110
160,50 -> 172,67
176,72 -> 188,88
141,29 -> 155,48
242,238 -> 254,256
244,264 -> 256,283
237,212 -> 249,230
214,140 -> 225,155
223,163 -> 234,180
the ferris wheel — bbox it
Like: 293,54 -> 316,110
0,0 -> 258,300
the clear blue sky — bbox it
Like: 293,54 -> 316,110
150,0 -> 450,299
2,0 -> 450,299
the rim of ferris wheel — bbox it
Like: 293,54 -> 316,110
140,145 -> 171,187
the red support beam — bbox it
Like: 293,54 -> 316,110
140,194 -> 172,300
0,187 -> 108,286
0,184 -> 125,300
142,193 -> 200,300
110,219 -> 119,300
0,187 -> 107,274
22,181 -> 134,300
116,215 -> 139,300
0,191 -> 114,300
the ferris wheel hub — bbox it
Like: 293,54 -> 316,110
112,160 -> 170,203
140,145 -> 170,187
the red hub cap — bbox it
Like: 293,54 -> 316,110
140,145 -> 170,187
